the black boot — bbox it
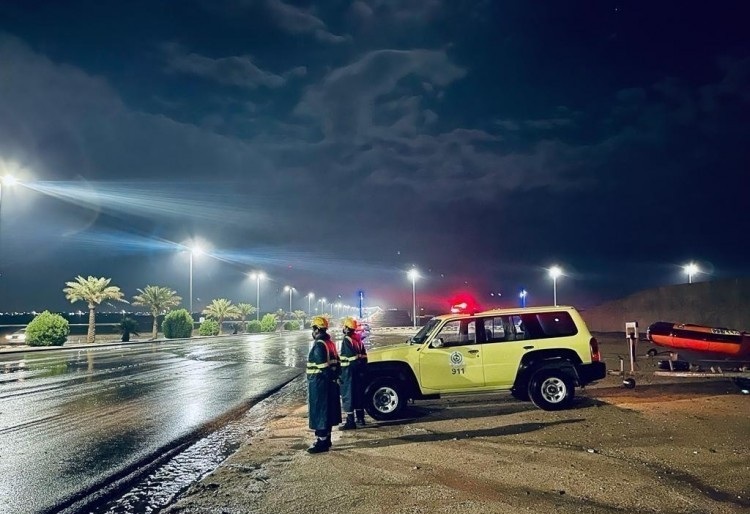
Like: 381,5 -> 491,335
355,410 -> 366,426
307,437 -> 330,454
339,413 -> 357,430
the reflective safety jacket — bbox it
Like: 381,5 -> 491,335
339,333 -> 367,412
307,334 -> 342,430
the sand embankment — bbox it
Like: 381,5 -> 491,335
581,277 -> 750,332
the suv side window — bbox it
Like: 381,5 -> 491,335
481,316 -> 526,343
517,311 -> 578,340
435,319 -> 476,346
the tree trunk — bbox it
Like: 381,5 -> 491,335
218,317 -> 223,335
152,313 -> 158,340
87,305 -> 96,343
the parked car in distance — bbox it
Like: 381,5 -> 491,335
4,328 -> 26,343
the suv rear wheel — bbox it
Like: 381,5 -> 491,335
528,369 -> 574,410
364,377 -> 406,421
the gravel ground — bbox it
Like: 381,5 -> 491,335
163,335 -> 750,514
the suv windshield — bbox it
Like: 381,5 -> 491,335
410,318 -> 441,344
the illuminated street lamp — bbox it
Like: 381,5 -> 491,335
0,174 -> 18,230
0,174 -> 18,206
519,289 -> 527,308
0,175 -> 18,260
548,266 -> 562,306
307,292 -> 314,314
408,268 -> 419,328
250,272 -> 265,320
684,262 -> 699,284
284,285 -> 295,313
319,297 -> 327,316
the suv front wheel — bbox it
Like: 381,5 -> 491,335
364,377 -> 406,421
528,368 -> 574,411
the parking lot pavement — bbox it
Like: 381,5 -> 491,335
164,370 -> 749,514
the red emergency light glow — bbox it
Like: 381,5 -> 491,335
450,302 -> 468,313
448,293 -> 482,314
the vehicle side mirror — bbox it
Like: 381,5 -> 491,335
431,338 -> 444,348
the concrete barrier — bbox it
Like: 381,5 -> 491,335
371,326 -> 419,335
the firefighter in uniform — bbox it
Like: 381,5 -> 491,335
339,317 -> 368,429
306,316 -> 341,453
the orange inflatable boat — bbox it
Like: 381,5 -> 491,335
647,321 -> 750,358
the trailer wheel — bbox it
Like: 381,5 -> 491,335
622,378 -> 636,389
646,348 -> 658,357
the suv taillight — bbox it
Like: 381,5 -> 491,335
589,337 -> 601,362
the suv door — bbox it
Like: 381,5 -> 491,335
480,315 -> 530,388
419,318 -> 485,390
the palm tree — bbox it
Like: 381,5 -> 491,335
202,299 -> 241,335
63,276 -> 125,343
236,303 -> 256,332
132,285 -> 182,340
292,310 -> 306,329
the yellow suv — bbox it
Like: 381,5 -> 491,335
364,306 -> 605,420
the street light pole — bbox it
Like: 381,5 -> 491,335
308,293 -> 314,315
250,272 -> 264,320
408,268 -> 419,328
187,242 -> 204,315
284,286 -> 294,313
549,266 -> 562,306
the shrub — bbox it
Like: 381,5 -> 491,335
246,320 -> 262,333
118,317 -> 140,342
26,311 -> 69,346
198,319 -> 220,336
163,309 -> 194,339
260,313 -> 278,333
283,320 -> 300,331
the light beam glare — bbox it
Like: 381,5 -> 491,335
24,181 -> 271,226
63,230 -> 181,253
214,248 -> 400,277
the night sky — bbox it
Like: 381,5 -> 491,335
1,1 -> 749,315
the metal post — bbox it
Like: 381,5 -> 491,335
412,277 -> 417,328
256,278 -> 260,320
189,252 -> 193,315
553,277 -> 557,306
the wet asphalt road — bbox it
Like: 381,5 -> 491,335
0,332 -> 311,514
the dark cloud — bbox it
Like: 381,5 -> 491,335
1,2 -> 749,312
294,49 -> 466,141
265,0 -> 347,43
163,43 -> 288,89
